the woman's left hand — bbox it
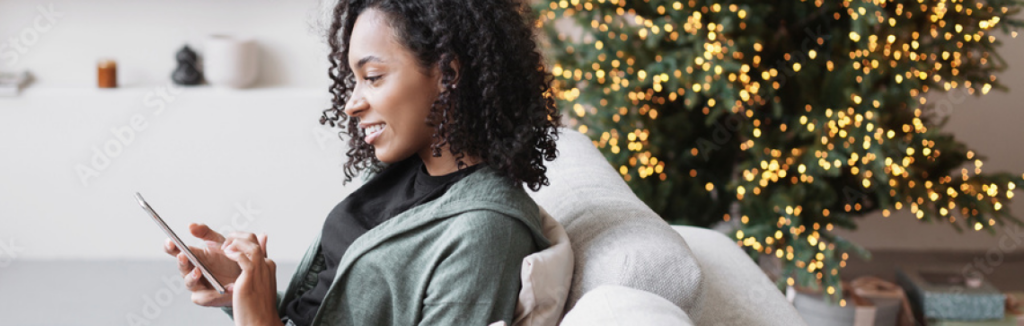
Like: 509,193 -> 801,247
223,232 -> 283,326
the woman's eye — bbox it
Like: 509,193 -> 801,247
364,75 -> 382,83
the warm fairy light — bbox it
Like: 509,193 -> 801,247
537,0 -> 1021,301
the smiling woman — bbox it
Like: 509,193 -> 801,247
162,0 -> 565,326
320,0 -> 562,190
337,9 -> 451,171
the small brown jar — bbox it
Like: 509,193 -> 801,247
97,59 -> 117,88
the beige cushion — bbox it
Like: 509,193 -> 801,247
511,206 -> 574,326
526,129 -> 705,319
559,285 -> 695,326
672,226 -> 808,325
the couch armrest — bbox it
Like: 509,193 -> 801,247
672,225 -> 806,326
560,285 -> 695,326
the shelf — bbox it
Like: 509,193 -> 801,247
5,85 -> 329,99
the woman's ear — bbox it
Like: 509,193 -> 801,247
437,57 -> 460,93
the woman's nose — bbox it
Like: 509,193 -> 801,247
344,94 -> 367,118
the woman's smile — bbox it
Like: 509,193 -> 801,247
360,121 -> 387,145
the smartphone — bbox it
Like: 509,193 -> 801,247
134,192 -> 226,294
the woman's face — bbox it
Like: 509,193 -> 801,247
344,8 -> 442,164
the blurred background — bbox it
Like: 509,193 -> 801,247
0,0 -> 343,324
0,0 -> 1022,325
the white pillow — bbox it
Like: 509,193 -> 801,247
559,285 -> 695,326
511,206 -> 575,326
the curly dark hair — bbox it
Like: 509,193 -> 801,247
318,0 -> 562,191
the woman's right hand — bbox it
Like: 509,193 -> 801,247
163,223 -> 243,307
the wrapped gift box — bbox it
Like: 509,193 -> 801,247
794,290 -> 877,326
896,266 -> 1005,321
1007,292 -> 1024,326
793,288 -> 904,326
930,315 -> 1018,326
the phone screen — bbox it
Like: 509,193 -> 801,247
134,192 -> 226,294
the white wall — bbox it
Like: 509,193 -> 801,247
0,0 -> 351,263
0,87 -> 358,263
0,0 -> 332,88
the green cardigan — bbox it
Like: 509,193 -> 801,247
223,166 -> 551,325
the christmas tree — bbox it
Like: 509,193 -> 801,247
533,0 -> 1024,302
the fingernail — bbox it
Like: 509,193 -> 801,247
205,240 -> 219,248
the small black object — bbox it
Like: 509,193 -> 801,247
172,45 -> 203,85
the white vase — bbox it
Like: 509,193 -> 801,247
204,35 -> 258,88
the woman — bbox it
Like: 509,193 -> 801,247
162,0 -> 562,325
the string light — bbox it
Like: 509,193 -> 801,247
537,0 -> 1022,301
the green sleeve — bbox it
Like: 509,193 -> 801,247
418,212 -> 537,326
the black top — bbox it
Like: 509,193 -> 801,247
282,155 -> 481,326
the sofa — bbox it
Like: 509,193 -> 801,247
528,128 -> 806,325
